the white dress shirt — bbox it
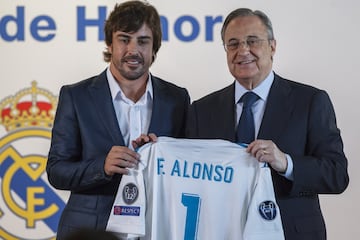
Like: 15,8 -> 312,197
107,68 -> 153,150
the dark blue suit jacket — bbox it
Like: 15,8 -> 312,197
47,70 -> 190,239
186,73 -> 349,240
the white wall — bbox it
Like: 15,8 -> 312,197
1,0 -> 359,239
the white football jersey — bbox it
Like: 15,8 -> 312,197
107,137 -> 284,240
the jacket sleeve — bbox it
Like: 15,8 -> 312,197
290,90 -> 349,196
46,86 -> 112,192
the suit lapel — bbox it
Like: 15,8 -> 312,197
258,74 -> 294,141
216,83 -> 236,141
88,71 -> 125,146
148,76 -> 168,134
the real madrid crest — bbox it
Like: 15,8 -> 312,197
0,81 -> 66,240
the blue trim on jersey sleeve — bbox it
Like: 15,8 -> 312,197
237,143 -> 248,148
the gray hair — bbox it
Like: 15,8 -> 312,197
221,8 -> 274,42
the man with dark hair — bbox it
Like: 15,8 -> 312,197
47,1 -> 190,239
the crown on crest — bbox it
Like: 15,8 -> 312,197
0,81 -> 58,132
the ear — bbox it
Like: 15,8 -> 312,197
270,39 -> 276,57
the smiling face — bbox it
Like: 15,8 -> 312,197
108,24 -> 154,82
223,15 -> 276,89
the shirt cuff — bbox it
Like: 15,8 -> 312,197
279,154 -> 294,181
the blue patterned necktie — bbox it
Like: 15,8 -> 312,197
236,92 -> 259,144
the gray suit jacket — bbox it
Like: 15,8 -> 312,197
47,70 -> 190,239
186,73 -> 349,240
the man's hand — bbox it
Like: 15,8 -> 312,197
104,146 -> 140,176
131,133 -> 158,149
247,139 -> 288,173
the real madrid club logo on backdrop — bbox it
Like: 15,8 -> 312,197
0,81 -> 66,240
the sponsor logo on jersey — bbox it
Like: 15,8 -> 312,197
258,200 -> 277,221
122,183 -> 138,204
113,206 -> 140,216
0,81 -> 66,240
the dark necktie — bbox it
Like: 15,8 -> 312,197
236,91 -> 259,144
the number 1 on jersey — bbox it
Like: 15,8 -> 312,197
181,193 -> 201,240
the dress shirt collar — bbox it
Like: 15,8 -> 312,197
106,67 -> 153,103
234,71 -> 274,104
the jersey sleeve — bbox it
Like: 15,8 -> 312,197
105,143 -> 151,237
243,164 -> 284,240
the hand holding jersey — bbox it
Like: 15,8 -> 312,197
104,134 -> 157,177
107,137 -> 284,240
247,139 -> 289,174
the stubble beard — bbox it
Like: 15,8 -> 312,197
119,66 -> 146,81
118,55 -> 148,81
